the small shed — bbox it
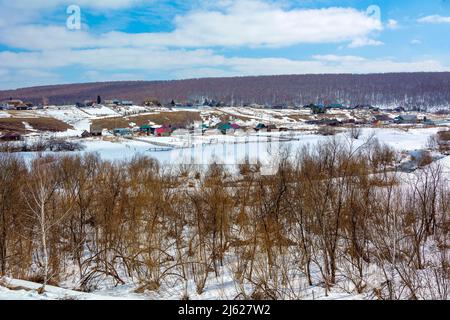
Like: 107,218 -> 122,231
113,128 -> 133,137
155,126 -> 172,137
81,131 -> 91,138
90,124 -> 103,136
255,123 -> 267,131
395,115 -> 418,124
217,122 -> 233,134
372,115 -> 394,125
140,124 -> 153,136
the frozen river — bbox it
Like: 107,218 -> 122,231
10,127 -> 445,170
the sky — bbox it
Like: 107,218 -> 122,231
0,0 -> 450,89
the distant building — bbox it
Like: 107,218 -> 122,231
16,103 -> 30,111
327,103 -> 345,109
217,122 -> 241,134
121,101 -> 134,106
272,104 -> 287,110
81,131 -> 91,139
395,115 -> 418,124
155,126 -> 172,137
423,117 -> 435,125
113,128 -> 133,137
6,99 -> 24,107
90,124 -> 103,136
311,104 -> 327,114
84,100 -> 95,107
139,124 -> 154,136
255,123 -> 267,132
372,114 -> 394,125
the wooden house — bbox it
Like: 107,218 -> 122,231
90,124 -> 103,136
155,126 -> 172,137
113,128 -> 133,137
395,115 -> 418,124
372,114 -> 394,125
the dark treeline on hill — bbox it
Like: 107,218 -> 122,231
1,72 -> 450,108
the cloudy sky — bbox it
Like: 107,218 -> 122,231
0,0 -> 449,89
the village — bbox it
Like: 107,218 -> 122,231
1,96 -> 450,144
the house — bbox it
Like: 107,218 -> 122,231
139,124 -> 153,136
16,103 -> 30,111
217,122 -> 233,134
395,115 -> 418,124
341,119 -> 356,125
113,128 -> 133,137
272,104 -> 287,110
354,104 -> 372,110
4,99 -> 23,108
84,100 -> 95,107
155,126 -> 172,137
372,114 -> 394,125
255,123 -> 267,132
105,99 -> 121,106
81,131 -> 91,139
312,105 -> 327,114
121,101 -> 134,106
328,103 -> 345,109
267,124 -> 278,132
423,117 -> 435,125
90,124 -> 103,136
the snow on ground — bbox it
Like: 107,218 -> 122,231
79,106 -> 119,117
12,127 -> 444,172
0,278 -> 135,300
358,127 -> 440,151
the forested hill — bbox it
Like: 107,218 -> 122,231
1,72 -> 450,109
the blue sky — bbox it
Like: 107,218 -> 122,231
0,0 -> 449,89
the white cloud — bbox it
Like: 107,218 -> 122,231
410,39 -> 422,45
312,55 -> 366,62
167,3 -> 383,47
387,19 -> 399,29
0,49 -> 447,87
0,1 -> 383,50
418,15 -> 450,24
348,38 -> 384,48
0,68 -> 61,90
0,0 -> 445,89
225,55 -> 447,76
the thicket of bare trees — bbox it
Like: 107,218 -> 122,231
2,73 -> 450,109
0,138 -> 448,299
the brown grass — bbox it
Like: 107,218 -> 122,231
91,117 -> 130,130
0,118 -> 73,134
130,111 -> 201,127
288,114 -> 314,121
92,112 -> 202,130
438,130 -> 450,142
0,119 -> 26,134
